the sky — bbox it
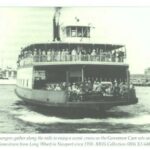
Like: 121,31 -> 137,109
0,7 -> 150,74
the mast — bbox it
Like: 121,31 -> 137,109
53,7 -> 61,41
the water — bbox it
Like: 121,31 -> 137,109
0,85 -> 150,133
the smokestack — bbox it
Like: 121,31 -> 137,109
53,7 -> 61,41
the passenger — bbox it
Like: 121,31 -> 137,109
33,49 -> 37,56
68,84 -> 72,92
51,83 -> 55,90
87,49 -> 92,61
51,49 -> 55,61
54,51 -> 58,61
42,50 -> 46,56
112,50 -> 116,62
118,50 -> 124,62
129,83 -> 136,97
61,49 -> 65,61
101,51 -> 105,62
75,86 -> 82,101
87,79 -> 93,92
91,49 -> 96,61
107,51 -> 111,62
68,84 -> 73,101
36,49 -> 41,62
57,51 -> 61,61
71,49 -> 77,61
55,84 -> 61,91
64,49 -> 68,61
95,49 -> 100,61
116,50 -> 119,62
66,49 -> 70,61
93,81 -> 98,92
38,49 -> 42,56
72,83 -> 76,91
84,80 -> 89,93
61,82 -> 67,90
42,50 -> 46,62
78,50 -> 82,61
105,84 -> 113,96
130,83 -> 134,89
95,82 -> 103,95
28,50 -> 33,57
76,49 -> 79,61
46,84 -> 52,90
71,83 -> 77,101
88,53 -> 91,61
47,50 -> 51,61
112,80 -> 120,97
82,49 -> 86,61
95,77 -> 99,82
120,82 -> 128,97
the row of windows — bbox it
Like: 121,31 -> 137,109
17,79 -> 29,87
66,27 -> 90,38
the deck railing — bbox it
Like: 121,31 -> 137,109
18,54 -> 125,67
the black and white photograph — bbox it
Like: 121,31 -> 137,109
0,6 -> 150,134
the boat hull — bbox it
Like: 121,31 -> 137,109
15,86 -> 138,113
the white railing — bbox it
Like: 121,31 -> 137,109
18,54 -> 125,67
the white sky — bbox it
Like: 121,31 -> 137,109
0,7 -> 150,74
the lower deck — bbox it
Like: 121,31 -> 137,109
16,64 -> 138,111
15,86 -> 138,111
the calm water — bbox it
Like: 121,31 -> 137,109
0,85 -> 150,133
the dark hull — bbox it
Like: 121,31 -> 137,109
15,86 -> 138,114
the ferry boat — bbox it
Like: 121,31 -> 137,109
15,8 -> 138,113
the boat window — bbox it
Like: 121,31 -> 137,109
33,67 -> 66,89
71,27 -> 77,37
83,27 -> 90,37
65,26 -> 90,38
77,27 -> 82,37
87,27 -> 90,37
66,27 -> 71,37
34,70 -> 46,80
26,80 -> 28,87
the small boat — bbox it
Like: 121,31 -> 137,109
0,67 -> 16,85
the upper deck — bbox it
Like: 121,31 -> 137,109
17,42 -> 127,68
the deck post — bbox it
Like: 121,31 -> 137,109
66,70 -> 69,84
81,66 -> 84,82
126,68 -> 130,88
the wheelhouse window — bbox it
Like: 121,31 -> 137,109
66,27 -> 71,37
66,26 -> 90,38
71,27 -> 77,37
83,27 -> 90,37
77,27 -> 82,37
26,80 -> 28,87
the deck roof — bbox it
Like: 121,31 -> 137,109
33,61 -> 129,67
22,42 -> 125,52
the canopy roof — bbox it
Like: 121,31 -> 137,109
22,42 -> 124,52
65,25 -> 90,28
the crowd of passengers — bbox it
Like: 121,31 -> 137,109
18,47 -> 125,65
44,78 -> 134,101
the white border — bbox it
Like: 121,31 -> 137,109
0,0 -> 150,7
0,1 -> 150,150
